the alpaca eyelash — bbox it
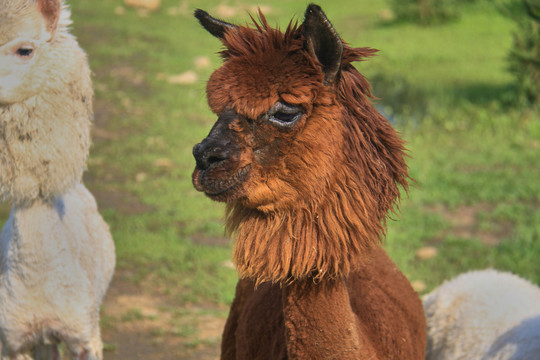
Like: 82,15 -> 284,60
264,102 -> 304,128
273,112 -> 297,122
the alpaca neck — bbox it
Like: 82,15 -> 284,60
1,198 -> 63,289
282,278 -> 377,359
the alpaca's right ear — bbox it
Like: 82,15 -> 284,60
37,0 -> 62,34
194,9 -> 235,39
303,4 -> 343,85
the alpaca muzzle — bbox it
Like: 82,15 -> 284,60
192,140 -> 232,171
192,109 -> 251,201
192,109 -> 239,171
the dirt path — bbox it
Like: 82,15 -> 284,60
101,269 -> 226,360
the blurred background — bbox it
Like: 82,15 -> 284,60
2,0 -> 538,358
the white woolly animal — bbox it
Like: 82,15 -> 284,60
0,1 -> 115,359
424,269 -> 540,360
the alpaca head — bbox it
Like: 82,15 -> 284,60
0,0 -> 64,104
193,4 -> 408,283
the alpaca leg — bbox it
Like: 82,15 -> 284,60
34,344 -> 59,360
64,316 -> 103,360
80,324 -> 104,360
67,336 -> 102,360
69,347 -> 101,360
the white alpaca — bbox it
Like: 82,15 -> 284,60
0,1 -> 115,359
424,269 -> 540,360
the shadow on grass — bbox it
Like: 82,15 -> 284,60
450,82 -> 517,108
369,72 -> 519,127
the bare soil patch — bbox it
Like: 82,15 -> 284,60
427,203 -> 513,246
102,269 -> 226,360
92,188 -> 155,216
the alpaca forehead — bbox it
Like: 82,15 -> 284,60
209,54 -> 322,117
0,5 -> 47,45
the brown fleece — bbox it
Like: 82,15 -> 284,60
193,7 -> 426,359
222,249 -> 425,360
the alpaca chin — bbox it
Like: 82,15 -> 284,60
192,164 -> 251,202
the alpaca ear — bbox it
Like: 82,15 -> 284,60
37,0 -> 62,34
194,9 -> 235,39
303,4 -> 343,85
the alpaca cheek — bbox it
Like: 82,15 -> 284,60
241,175 -> 300,212
0,58 -> 41,104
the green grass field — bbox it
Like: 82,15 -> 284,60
2,0 -> 539,355
72,0 -> 540,301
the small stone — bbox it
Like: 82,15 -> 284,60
167,71 -> 198,85
214,4 -> 237,18
416,246 -> 438,260
194,56 -> 211,70
114,6 -> 126,15
135,172 -> 147,182
221,260 -> 236,270
247,5 -> 273,14
379,9 -> 395,21
124,0 -> 161,11
411,280 -> 426,293
153,158 -> 174,168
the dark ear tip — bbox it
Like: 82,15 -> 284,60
305,4 -> 323,16
194,9 -> 235,39
194,9 -> 208,21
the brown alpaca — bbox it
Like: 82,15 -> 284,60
192,4 -> 426,359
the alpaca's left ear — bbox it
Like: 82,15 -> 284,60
37,0 -> 61,34
194,9 -> 235,39
303,4 -> 343,85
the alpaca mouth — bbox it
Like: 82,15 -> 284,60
193,164 -> 251,201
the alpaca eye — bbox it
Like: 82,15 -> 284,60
273,112 -> 297,123
16,47 -> 34,58
266,102 -> 304,128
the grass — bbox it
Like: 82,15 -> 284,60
1,0 -> 538,312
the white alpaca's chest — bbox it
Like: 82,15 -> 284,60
0,183 -> 114,343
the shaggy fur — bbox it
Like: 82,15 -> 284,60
0,1 -> 114,359
424,269 -> 540,360
193,4 -> 425,359
0,0 -> 92,206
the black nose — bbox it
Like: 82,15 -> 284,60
193,140 -> 232,171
